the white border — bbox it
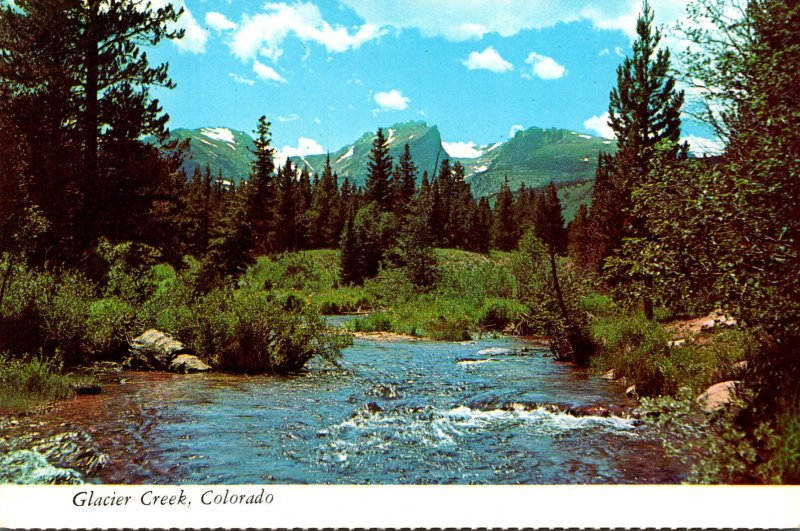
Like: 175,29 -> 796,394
1,484 -> 799,528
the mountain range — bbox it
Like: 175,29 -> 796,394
166,121 -> 617,217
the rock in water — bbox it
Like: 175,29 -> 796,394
0,450 -> 84,484
125,329 -> 193,370
169,354 -> 211,374
696,381 -> 740,413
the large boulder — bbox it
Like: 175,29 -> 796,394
696,380 -> 740,413
124,329 -> 194,371
0,450 -> 84,485
169,354 -> 211,374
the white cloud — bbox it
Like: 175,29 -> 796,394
583,112 -> 615,139
277,113 -> 299,122
149,0 -> 208,53
341,0 -> 691,41
524,52 -> 566,80
226,2 -> 383,62
462,46 -> 513,73
442,141 -> 483,158
598,47 -> 610,57
253,61 -> 287,84
228,73 -> 254,86
206,12 -> 237,32
683,134 -> 724,156
509,124 -> 525,138
374,89 -> 409,111
614,46 -> 626,57
275,137 -> 325,167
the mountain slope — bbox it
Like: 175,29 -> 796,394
292,121 -> 444,186
455,127 -> 616,197
170,127 -> 255,184
163,123 -> 616,199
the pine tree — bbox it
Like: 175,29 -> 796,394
364,127 -> 393,211
395,143 -> 418,215
0,0 -> 184,259
276,160 -> 298,252
246,116 -> 277,255
492,178 -> 517,251
567,204 -> 595,271
594,0 -> 685,319
339,207 -> 361,285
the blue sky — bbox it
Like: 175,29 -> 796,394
148,0 -> 720,159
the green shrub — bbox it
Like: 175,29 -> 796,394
85,298 -> 136,355
243,251 -> 340,292
310,287 -> 374,314
580,292 -> 618,317
477,298 -> 527,332
590,313 -> 670,395
39,271 -> 95,364
188,290 -> 351,374
0,353 -> 87,413
641,390 -> 800,484
350,312 -> 393,333
424,315 -> 473,341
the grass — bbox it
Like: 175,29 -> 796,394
0,353 -> 93,414
588,307 -> 749,397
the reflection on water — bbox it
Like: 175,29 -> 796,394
18,334 -> 685,484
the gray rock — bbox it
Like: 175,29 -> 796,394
601,369 -> 615,380
696,381 -> 740,413
0,450 -> 84,485
169,354 -> 211,373
125,329 -> 193,370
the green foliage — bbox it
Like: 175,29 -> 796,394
590,313 -> 669,395
97,239 -> 161,304
641,389 -> 800,484
85,298 -> 136,355
310,288 -> 374,314
477,298 -> 527,332
0,353 -> 88,413
579,292 -> 618,317
197,290 -> 352,374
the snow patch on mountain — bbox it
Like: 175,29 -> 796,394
443,141 -> 484,158
201,127 -> 235,144
387,128 -> 395,144
579,134 -> 592,139
337,145 -> 355,163
487,142 -> 503,152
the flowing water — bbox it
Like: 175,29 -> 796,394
13,323 -> 685,484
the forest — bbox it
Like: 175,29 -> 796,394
0,0 -> 798,484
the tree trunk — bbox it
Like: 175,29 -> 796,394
643,275 -> 654,320
549,250 -> 571,327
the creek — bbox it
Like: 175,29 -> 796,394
4,322 -> 685,484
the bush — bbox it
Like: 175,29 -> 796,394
477,298 -> 527,332
85,298 -> 136,355
350,312 -> 393,333
310,287 -> 374,314
189,290 -> 352,374
0,353 -> 87,413
590,313 -> 670,395
0,259 -> 96,364
641,390 -> 800,484
580,292 -> 618,317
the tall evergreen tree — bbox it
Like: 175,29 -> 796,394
594,0 -> 685,319
0,0 -> 184,259
246,116 -> 277,255
364,127 -> 393,210
394,143 -> 418,215
276,160 -> 298,252
492,178 -> 517,251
